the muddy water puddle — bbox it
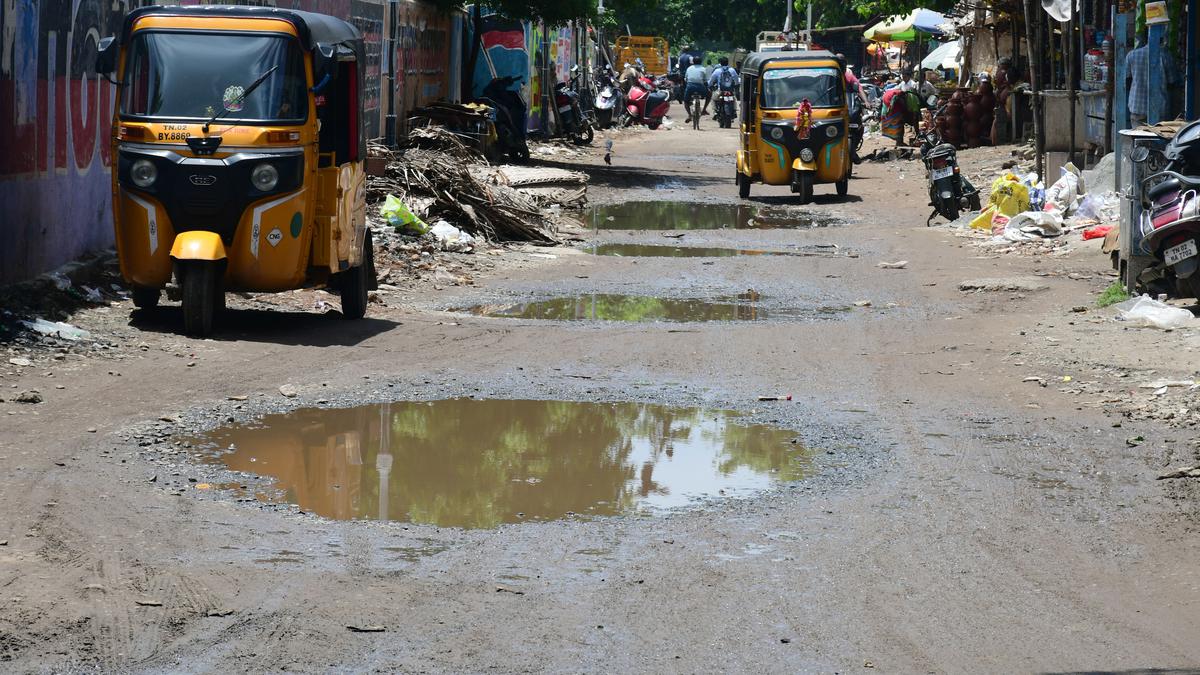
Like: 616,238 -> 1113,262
590,201 -> 841,230
189,400 -> 809,528
460,293 -> 851,322
588,243 -> 806,258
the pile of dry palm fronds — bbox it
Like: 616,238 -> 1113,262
366,127 -> 587,243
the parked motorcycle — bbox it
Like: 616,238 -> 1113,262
624,76 -> 671,130
713,88 -> 737,128
477,76 -> 530,162
554,65 -> 594,145
1135,119 -> 1200,299
919,96 -> 980,223
593,66 -> 623,129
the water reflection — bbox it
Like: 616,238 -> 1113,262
589,244 -> 796,258
191,400 -> 809,528
462,294 -> 773,322
590,201 -> 840,230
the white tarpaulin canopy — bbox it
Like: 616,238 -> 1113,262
921,39 -> 962,70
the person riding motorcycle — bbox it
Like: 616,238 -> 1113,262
707,56 -> 740,122
683,59 -> 708,123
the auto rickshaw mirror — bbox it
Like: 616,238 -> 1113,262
313,43 -> 338,92
95,36 -> 118,76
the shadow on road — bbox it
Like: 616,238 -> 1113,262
128,306 -> 399,347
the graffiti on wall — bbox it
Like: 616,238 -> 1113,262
394,1 -> 450,121
0,0 -> 392,284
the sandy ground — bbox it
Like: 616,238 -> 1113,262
2,118 -> 1199,673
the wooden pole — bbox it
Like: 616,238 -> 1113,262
1024,0 -> 1045,178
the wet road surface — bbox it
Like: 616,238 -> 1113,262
1,124 -> 1199,673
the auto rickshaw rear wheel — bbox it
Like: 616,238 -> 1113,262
131,286 -> 160,309
737,171 -> 751,199
338,229 -> 373,320
179,261 -> 220,337
836,177 -> 849,197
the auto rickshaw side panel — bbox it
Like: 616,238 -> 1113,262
113,186 -> 176,288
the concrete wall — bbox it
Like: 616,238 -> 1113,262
0,0 -> 455,285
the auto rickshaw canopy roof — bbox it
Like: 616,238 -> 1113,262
119,4 -> 363,53
740,50 -> 840,77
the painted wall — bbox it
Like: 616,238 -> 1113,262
0,0 -> 455,285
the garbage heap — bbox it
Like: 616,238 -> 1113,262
366,127 -> 587,244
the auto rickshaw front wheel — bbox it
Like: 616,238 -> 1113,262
737,172 -> 751,199
178,261 -> 221,337
792,170 -> 814,205
836,177 -> 849,197
337,229 -> 374,320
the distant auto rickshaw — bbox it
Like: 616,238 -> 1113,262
735,51 -> 852,204
95,6 -> 374,336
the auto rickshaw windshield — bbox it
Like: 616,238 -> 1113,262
761,67 -> 844,108
120,32 -> 308,123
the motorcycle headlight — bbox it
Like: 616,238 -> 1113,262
825,124 -> 838,138
251,163 -> 279,192
130,159 -> 157,188
800,148 -> 815,162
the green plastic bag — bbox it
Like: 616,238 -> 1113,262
380,194 -> 428,234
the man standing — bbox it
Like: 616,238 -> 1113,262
1125,35 -> 1159,128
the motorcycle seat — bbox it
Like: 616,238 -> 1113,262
928,143 -> 957,157
1148,177 -> 1182,202
647,91 -> 669,107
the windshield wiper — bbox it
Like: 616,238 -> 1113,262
202,65 -> 279,134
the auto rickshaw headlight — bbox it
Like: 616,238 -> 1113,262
130,159 -> 158,189
770,126 -> 785,140
800,148 -> 815,162
251,163 -> 279,192
825,125 -> 838,138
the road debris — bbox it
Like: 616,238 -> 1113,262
135,599 -> 163,607
346,624 -> 387,632
1114,296 -> 1197,329
278,385 -> 299,398
877,260 -> 909,269
1158,466 -> 1200,479
958,277 -> 1050,293
15,391 -> 43,404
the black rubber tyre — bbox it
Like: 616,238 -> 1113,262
131,286 -> 160,309
836,177 -> 849,197
794,171 -> 814,205
647,121 -> 660,130
338,229 -> 372,320
597,108 -> 613,129
1176,274 -> 1200,301
938,203 -> 960,223
180,261 -> 218,337
968,192 -> 982,211
573,122 -> 594,146
738,172 -> 751,199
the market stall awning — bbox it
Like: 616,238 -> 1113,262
862,9 -> 946,42
921,39 -> 961,70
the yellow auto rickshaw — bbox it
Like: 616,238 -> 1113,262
95,6 -> 373,336
735,51 -> 851,204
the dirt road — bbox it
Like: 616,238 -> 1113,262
2,120 -> 1199,673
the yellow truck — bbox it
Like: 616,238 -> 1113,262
614,36 -> 669,75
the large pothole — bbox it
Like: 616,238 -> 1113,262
187,399 -> 811,528
457,293 -> 854,322
589,201 -> 843,230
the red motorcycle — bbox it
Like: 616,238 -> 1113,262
624,76 -> 671,130
1136,120 -> 1200,299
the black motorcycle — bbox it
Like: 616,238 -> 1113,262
554,65 -> 594,146
477,76 -> 530,162
713,87 -> 737,128
848,93 -> 864,163
920,96 -> 980,223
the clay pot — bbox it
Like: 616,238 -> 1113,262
946,101 -> 963,117
967,135 -> 982,148
979,93 -> 996,111
965,120 -> 981,138
977,81 -> 994,96
963,99 -> 981,120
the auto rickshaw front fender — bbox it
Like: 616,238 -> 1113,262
792,158 -> 817,172
170,231 -> 227,261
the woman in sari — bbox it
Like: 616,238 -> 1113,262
880,87 -> 907,146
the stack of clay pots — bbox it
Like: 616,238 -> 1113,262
942,89 -> 965,146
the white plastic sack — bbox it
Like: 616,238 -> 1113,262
430,220 -> 475,252
1074,190 -> 1120,222
1043,163 -> 1082,216
1004,211 -> 1064,241
1115,296 -> 1197,329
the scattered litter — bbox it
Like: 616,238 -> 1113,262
1139,379 -> 1195,389
429,221 -> 476,252
278,384 -> 299,398
495,585 -> 525,595
206,609 -> 235,617
15,391 -> 43,404
1158,466 -> 1200,479
346,624 -> 387,632
958,277 -> 1049,293
21,318 -> 91,341
1114,296 -> 1197,329
854,300 -> 872,307
877,260 -> 908,269
227,395 -> 249,401
135,599 -> 163,607
8,357 -> 32,367
1082,224 -> 1116,240
757,395 -> 792,401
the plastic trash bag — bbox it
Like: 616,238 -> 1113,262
380,194 -> 428,234
988,173 -> 1031,218
21,318 -> 91,341
1114,296 -> 1197,329
1074,190 -> 1120,222
429,220 -> 475,252
1004,211 -> 1064,240
1043,163 -> 1082,215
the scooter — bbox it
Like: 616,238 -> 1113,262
713,87 -> 737,129
593,66 -> 622,129
1135,119 -> 1200,299
553,65 -> 594,145
477,76 -> 530,162
624,76 -> 671,130
919,96 -> 980,223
